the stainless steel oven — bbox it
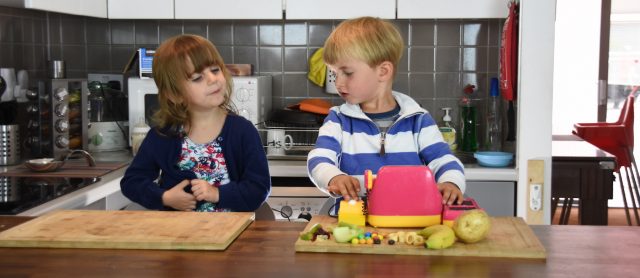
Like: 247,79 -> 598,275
266,176 -> 332,222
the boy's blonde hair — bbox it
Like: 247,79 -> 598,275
151,34 -> 234,133
323,17 -> 404,75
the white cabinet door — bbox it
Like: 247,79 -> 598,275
25,0 -> 107,18
397,0 -> 509,19
108,0 -> 173,19
286,0 -> 395,20
175,0 -> 282,19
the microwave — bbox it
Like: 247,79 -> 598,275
127,76 -> 272,146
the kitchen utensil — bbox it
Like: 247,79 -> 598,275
365,166 -> 442,227
0,210 -> 254,250
269,108 -> 325,127
288,98 -> 332,115
50,60 -> 66,79
266,129 -> 293,156
501,0 -> 519,141
0,68 -> 16,102
295,215 -> 546,259
0,125 -> 19,165
24,149 -> 96,172
474,151 -> 514,167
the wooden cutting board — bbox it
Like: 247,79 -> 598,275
0,161 -> 128,178
0,210 -> 254,250
295,216 -> 546,259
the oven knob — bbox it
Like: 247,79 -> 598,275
55,136 -> 69,148
55,119 -> 69,132
54,103 -> 68,117
236,88 -> 250,102
280,205 -> 293,219
54,88 -> 69,101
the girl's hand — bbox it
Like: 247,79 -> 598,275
190,179 -> 219,203
438,182 -> 464,205
162,180 -> 197,211
328,175 -> 361,201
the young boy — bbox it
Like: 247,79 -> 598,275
307,17 -> 465,205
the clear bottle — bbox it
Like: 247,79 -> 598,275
439,107 -> 457,151
131,117 -> 150,155
485,78 -> 502,151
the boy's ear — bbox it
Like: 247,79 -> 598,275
377,61 -> 394,82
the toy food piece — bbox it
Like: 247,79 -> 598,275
452,209 -> 491,243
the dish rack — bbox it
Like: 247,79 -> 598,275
257,121 -> 320,160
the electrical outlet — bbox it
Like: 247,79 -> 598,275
530,183 -> 542,211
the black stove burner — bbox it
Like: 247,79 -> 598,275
0,176 -> 100,215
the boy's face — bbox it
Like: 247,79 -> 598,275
327,58 -> 386,105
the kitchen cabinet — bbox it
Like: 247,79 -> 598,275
175,0 -> 282,19
0,0 -> 107,17
465,181 -> 516,217
285,0 -> 395,20
107,0 -> 173,19
397,0 -> 509,19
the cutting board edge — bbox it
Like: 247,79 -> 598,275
295,243 -> 547,260
0,210 -> 256,251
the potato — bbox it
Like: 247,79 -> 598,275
452,209 -> 491,243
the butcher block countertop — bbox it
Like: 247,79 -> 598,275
1,216 -> 639,277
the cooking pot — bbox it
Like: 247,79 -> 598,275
24,149 -> 96,172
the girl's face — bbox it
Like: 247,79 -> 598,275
327,58 -> 385,105
183,61 -> 227,112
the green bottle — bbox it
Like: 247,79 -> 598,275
459,85 -> 478,152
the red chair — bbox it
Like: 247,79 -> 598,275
573,94 -> 640,225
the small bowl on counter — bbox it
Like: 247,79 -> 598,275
23,149 -> 96,172
474,151 -> 514,167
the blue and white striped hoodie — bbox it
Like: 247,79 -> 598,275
307,91 -> 466,197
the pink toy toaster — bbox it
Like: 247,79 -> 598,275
442,198 -> 482,227
365,166 -> 443,227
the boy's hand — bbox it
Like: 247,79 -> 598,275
190,179 -> 219,203
438,182 -> 464,205
328,175 -> 361,201
162,180 -> 197,211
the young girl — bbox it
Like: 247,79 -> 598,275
121,34 -> 271,212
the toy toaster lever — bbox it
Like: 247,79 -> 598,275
364,169 -> 374,190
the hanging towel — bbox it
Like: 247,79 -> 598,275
308,48 -> 326,87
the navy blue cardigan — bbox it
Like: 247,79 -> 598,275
120,114 -> 271,211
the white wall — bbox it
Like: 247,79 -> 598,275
517,0 -> 556,224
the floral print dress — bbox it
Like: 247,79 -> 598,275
177,135 -> 231,212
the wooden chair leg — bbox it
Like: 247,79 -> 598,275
551,197 -> 559,223
559,198 -> 571,225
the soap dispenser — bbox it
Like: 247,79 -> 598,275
439,107 -> 457,151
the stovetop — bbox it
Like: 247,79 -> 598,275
0,176 -> 100,215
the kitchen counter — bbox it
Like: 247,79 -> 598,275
269,159 -> 518,181
0,216 -> 638,277
2,150 -> 516,217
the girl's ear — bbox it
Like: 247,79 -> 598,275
377,61 -> 394,82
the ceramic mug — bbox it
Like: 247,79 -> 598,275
266,129 -> 293,156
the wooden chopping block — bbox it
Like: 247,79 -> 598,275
0,210 -> 254,250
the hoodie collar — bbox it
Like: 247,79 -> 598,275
337,91 -> 427,120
